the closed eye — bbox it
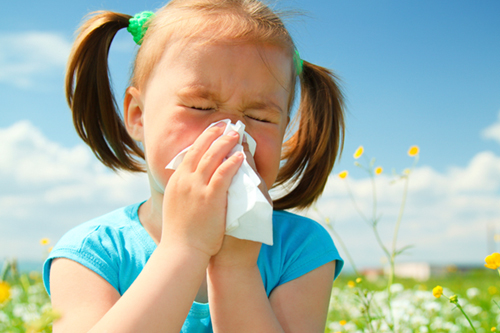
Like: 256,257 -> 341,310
245,115 -> 270,123
189,106 -> 214,111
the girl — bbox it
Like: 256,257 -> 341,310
43,0 -> 345,332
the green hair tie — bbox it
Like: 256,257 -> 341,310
127,11 -> 155,45
293,49 -> 303,76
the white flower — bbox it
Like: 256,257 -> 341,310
466,287 -> 480,299
463,303 -> 482,316
430,317 -> 444,330
443,321 -> 460,332
0,310 -> 9,323
410,315 -> 429,326
423,301 -> 441,312
390,283 -> 404,294
9,286 -> 22,301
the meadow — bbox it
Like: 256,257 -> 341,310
327,268 -> 499,333
1,145 -> 498,332
0,259 -> 498,332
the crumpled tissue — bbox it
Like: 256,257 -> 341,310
165,119 -> 273,245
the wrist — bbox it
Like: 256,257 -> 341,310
157,241 -> 212,267
208,260 -> 259,279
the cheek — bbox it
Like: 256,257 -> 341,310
253,135 -> 283,187
142,120 -> 202,186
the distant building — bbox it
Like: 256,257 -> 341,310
359,262 -> 484,281
386,262 -> 430,281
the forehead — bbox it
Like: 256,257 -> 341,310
149,38 -> 293,101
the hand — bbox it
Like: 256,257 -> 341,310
209,141 -> 269,270
209,235 -> 262,270
160,124 -> 244,259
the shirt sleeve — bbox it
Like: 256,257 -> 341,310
272,211 -> 344,286
43,223 -> 121,296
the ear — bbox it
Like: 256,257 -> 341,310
124,86 -> 144,142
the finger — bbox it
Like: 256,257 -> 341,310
208,151 -> 244,190
180,122 -> 226,172
196,131 -> 241,181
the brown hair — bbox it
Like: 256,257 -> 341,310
66,0 -> 345,210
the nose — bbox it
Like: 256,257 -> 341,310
213,110 -> 247,127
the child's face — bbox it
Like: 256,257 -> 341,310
135,38 -> 292,194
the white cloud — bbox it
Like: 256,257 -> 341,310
0,121 -> 149,261
481,110 -> 500,145
0,32 -> 72,88
2,119 -> 500,271
301,149 -> 500,269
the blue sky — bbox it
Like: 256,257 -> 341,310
1,0 -> 499,270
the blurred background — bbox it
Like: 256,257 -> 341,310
1,0 -> 499,273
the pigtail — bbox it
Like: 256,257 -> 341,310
66,11 -> 145,172
273,60 -> 345,210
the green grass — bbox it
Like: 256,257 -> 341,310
1,264 -> 498,332
0,264 -> 57,333
327,269 -> 500,332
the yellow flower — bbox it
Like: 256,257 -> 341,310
489,286 -> 498,295
432,285 -> 443,298
354,146 -> 364,159
485,252 -> 500,269
40,238 -> 50,245
356,277 -> 362,283
0,281 -> 11,303
449,294 -> 458,303
446,265 -> 457,273
491,327 -> 497,332
339,320 -> 347,326
347,280 -> 356,288
48,246 -> 54,252
408,145 -> 419,157
404,168 -> 411,175
375,166 -> 383,175
338,170 -> 348,179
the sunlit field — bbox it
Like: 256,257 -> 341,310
327,269 -> 499,333
0,260 -> 498,333
1,146 -> 498,332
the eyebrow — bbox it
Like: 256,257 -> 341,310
177,86 -> 284,114
177,86 -> 216,100
244,100 -> 283,115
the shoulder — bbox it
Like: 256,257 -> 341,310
271,210 -> 335,250
43,202 -> 148,295
258,210 -> 343,291
49,203 -> 140,255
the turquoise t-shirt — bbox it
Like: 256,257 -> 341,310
43,202 -> 343,332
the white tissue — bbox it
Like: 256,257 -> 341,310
165,119 -> 273,245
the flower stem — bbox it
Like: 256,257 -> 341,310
313,208 -> 361,276
343,179 -> 370,225
493,300 -> 500,311
454,302 -> 477,333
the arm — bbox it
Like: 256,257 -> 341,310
207,239 -> 336,333
205,142 -> 337,332
50,245 -> 210,333
50,123 -> 244,332
269,261 -> 336,332
207,237 -> 284,332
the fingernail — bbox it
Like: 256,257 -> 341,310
216,121 -> 225,127
242,134 -> 247,143
227,131 -> 238,137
